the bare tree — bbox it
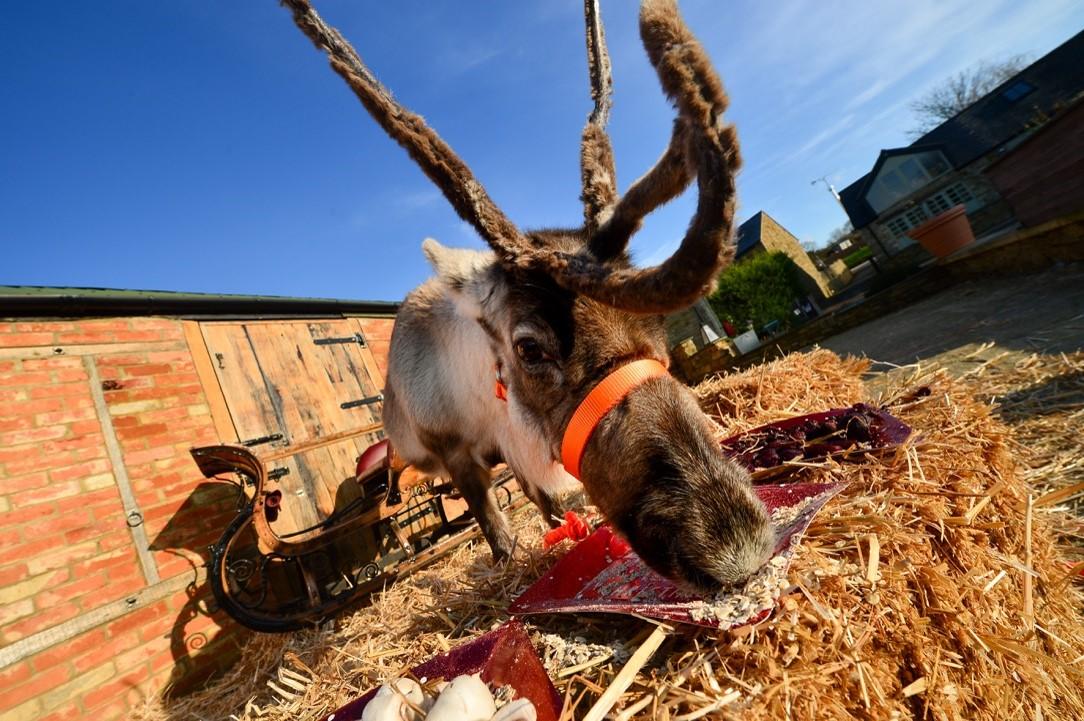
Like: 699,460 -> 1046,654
827,221 -> 853,245
909,55 -> 1030,137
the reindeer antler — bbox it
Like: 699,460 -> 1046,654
579,0 -> 618,234
578,3 -> 698,261
588,118 -> 695,260
280,0 -> 534,263
539,0 -> 742,313
284,0 -> 738,315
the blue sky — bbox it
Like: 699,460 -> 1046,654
2,1 -> 1081,301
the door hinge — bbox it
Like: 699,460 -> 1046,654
314,334 -> 366,347
240,433 -> 285,448
267,467 -> 290,481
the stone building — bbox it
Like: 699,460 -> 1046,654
664,212 -> 837,380
985,96 -> 1084,227
734,211 -> 837,305
839,30 -> 1084,265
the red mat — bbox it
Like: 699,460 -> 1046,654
509,481 -> 844,628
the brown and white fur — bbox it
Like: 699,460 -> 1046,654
282,0 -> 774,593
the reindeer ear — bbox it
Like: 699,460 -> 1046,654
422,238 -> 503,321
422,238 -> 492,290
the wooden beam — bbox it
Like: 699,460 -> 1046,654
0,569 -> 203,670
85,356 -> 160,586
260,422 -> 384,463
0,340 -> 185,360
182,320 -> 238,443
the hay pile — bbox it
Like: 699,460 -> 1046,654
133,350 -> 1084,721
957,349 -> 1084,524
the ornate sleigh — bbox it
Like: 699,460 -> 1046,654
190,432 -> 518,632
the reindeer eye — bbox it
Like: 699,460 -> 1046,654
514,338 -> 545,365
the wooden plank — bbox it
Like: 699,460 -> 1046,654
244,323 -> 347,516
308,321 -> 386,500
200,323 -> 318,533
261,319 -> 382,560
350,317 -> 388,391
0,340 -> 185,360
84,356 -> 160,586
346,318 -> 389,460
351,316 -> 394,379
0,568 -> 203,670
199,318 -> 387,552
183,320 -> 238,443
253,321 -> 385,571
199,324 -> 285,445
307,321 -> 385,459
261,422 -> 383,463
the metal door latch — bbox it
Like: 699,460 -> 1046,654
314,334 -> 366,347
340,393 -> 384,410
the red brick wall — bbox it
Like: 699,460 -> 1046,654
0,313 -> 396,721
986,101 -> 1084,227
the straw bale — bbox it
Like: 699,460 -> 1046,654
956,350 -> 1084,523
132,349 -> 1084,721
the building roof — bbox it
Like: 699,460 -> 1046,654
734,211 -> 805,260
840,29 -> 1084,229
735,212 -> 766,259
0,286 -> 399,319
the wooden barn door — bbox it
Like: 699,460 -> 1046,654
198,318 -> 386,535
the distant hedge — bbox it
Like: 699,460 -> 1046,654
842,245 -> 873,268
708,251 -> 803,332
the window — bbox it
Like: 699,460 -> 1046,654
865,150 -> 953,213
881,182 -> 974,239
919,153 -> 950,177
886,217 -> 910,238
945,183 -> 973,205
904,206 -> 929,227
1001,80 -> 1035,102
899,158 -> 926,187
925,194 -> 951,215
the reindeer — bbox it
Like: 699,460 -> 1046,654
282,0 -> 774,593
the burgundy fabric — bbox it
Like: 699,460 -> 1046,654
355,438 -> 390,478
508,481 -> 844,628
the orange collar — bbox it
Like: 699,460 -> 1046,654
560,359 -> 669,479
495,364 -> 508,401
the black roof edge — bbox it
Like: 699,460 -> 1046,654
0,286 -> 399,320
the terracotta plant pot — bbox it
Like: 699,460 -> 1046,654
909,204 -> 975,258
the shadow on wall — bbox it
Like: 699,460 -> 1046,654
149,480 -> 252,697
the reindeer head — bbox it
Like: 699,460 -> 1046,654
283,0 -> 774,592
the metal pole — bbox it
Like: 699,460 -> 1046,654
811,176 -> 845,207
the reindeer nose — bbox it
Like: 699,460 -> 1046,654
715,523 -> 776,587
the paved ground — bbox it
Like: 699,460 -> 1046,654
820,264 -> 1084,512
818,264 -> 1084,374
